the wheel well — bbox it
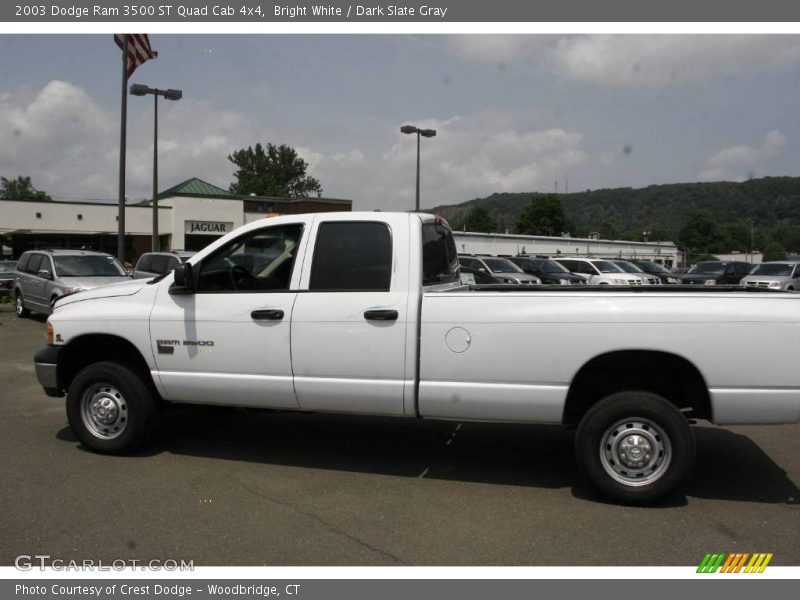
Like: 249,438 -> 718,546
563,350 -> 711,426
57,335 -> 155,395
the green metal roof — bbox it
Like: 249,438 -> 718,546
158,178 -> 234,199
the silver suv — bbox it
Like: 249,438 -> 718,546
458,255 -> 541,284
14,249 -> 130,317
133,250 -> 195,279
740,261 -> 800,291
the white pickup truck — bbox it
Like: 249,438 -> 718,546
34,212 -> 800,504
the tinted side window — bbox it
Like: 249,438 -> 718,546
310,222 -> 392,291
149,255 -> 171,275
26,254 -> 43,274
422,223 -> 458,285
17,253 -> 30,272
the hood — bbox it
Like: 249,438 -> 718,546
54,277 -> 148,308
60,275 -> 132,290
679,273 -> 717,282
742,275 -> 790,283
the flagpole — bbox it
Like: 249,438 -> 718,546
117,34 -> 128,263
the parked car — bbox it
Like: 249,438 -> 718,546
508,256 -> 586,285
740,261 -> 800,291
133,251 -> 196,279
458,255 -> 541,284
678,261 -> 752,286
604,259 -> 660,285
459,265 -> 504,285
0,260 -> 17,296
14,249 -> 130,317
554,258 -> 647,285
631,260 -> 680,284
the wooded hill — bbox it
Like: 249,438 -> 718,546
426,176 -> 800,254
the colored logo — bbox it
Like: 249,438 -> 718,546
697,553 -> 773,573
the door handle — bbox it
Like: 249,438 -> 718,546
251,309 -> 284,321
364,309 -> 398,321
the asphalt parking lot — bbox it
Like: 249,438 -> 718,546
0,304 -> 798,567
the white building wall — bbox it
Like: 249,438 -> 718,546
0,199 -> 171,236
453,232 -> 680,264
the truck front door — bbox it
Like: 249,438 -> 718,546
149,222 -> 306,408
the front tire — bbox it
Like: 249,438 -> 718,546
15,291 -> 30,318
575,391 -> 695,505
66,361 -> 157,454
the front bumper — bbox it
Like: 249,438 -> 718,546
34,345 -> 64,398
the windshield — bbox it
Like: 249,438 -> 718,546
537,259 -> 570,273
593,260 -> 624,273
640,261 -> 670,274
614,261 -> 644,273
54,255 -> 127,277
751,263 -> 794,276
689,261 -> 724,275
483,258 -> 524,273
0,262 -> 16,273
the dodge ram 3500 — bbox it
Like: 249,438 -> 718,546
33,212 -> 800,504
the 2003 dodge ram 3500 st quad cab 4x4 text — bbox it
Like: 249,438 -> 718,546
33,212 -> 800,504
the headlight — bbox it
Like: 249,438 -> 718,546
559,278 -> 571,285
611,278 -> 627,285
704,280 -> 717,286
666,277 -> 678,284
768,281 -> 784,289
64,287 -> 85,294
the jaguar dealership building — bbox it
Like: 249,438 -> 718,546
0,178 -> 352,262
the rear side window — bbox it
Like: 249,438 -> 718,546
422,223 -> 458,285
26,254 -> 43,274
136,255 -> 153,273
149,255 -> 172,274
17,253 -> 30,272
310,222 -> 392,291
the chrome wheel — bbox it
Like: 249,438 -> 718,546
599,418 -> 672,487
15,295 -> 24,316
80,384 -> 128,440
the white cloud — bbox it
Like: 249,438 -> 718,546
304,114 -> 587,209
448,35 -> 800,88
0,80 -> 587,211
550,35 -> 800,88
700,130 -> 787,181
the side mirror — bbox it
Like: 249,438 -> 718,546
170,262 -> 195,294
38,269 -> 52,280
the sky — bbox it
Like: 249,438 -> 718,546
1,34 -> 800,211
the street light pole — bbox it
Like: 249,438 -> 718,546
401,125 -> 436,212
152,93 -> 158,251
130,83 -> 183,252
415,132 -> 420,212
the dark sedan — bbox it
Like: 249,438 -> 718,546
508,256 -> 586,285
678,261 -> 752,286
630,260 -> 680,284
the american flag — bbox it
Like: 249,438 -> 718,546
114,34 -> 158,78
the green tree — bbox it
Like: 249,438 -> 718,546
762,241 -> 787,261
0,176 -> 52,202
719,222 -> 750,252
678,211 -> 723,254
599,219 -> 620,240
228,143 -> 322,198
516,194 -> 566,236
463,206 -> 498,233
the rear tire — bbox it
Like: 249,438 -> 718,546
15,291 -> 30,318
66,361 -> 157,454
575,391 -> 695,505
